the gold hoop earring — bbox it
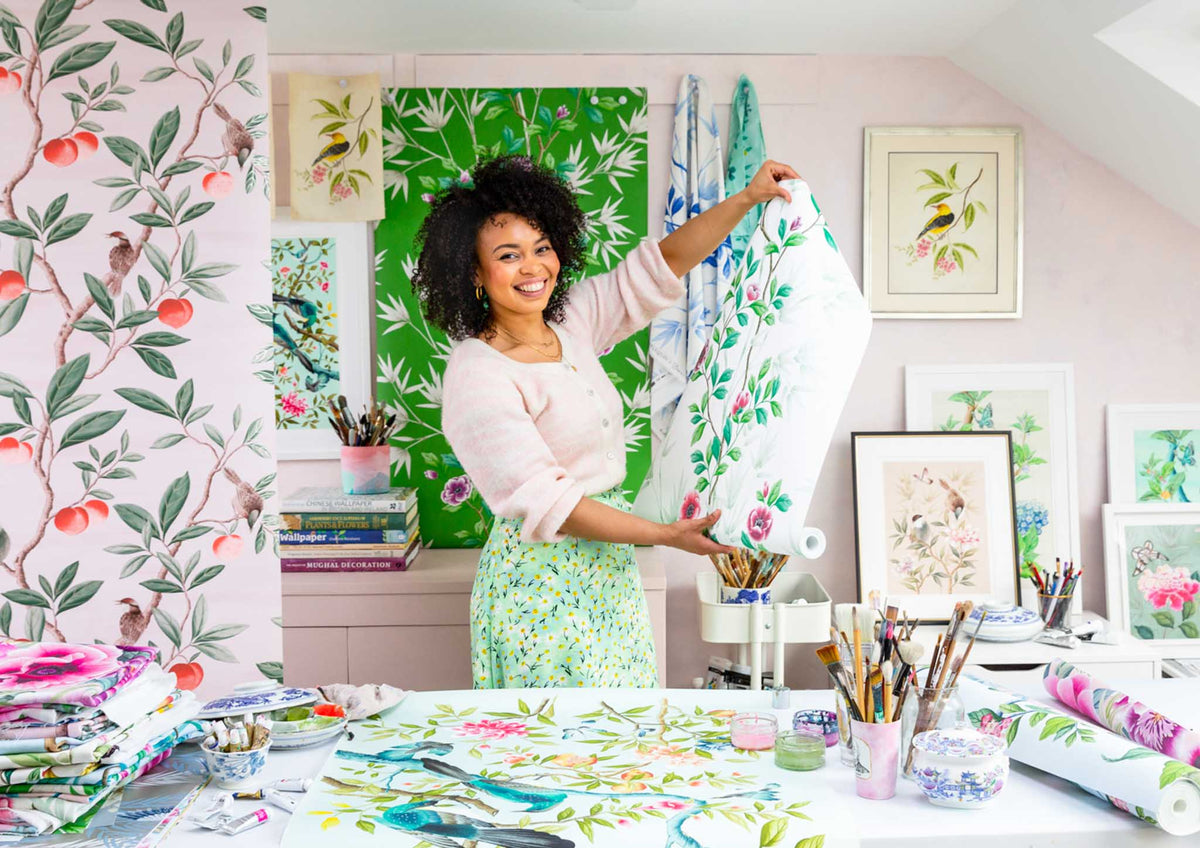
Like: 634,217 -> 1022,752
474,284 -> 484,302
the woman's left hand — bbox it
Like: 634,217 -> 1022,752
742,160 -> 802,205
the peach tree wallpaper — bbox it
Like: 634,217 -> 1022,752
0,0 -> 279,695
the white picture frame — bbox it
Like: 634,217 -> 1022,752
1106,404 -> 1200,505
862,126 -> 1023,319
905,364 -> 1080,615
272,209 -> 372,460
1103,503 -> 1200,649
852,431 -> 1020,624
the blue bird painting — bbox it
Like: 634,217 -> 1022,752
379,800 -> 572,848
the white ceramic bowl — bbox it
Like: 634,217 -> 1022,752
910,728 -> 1008,809
201,738 -> 269,789
966,602 -> 1043,642
271,719 -> 347,750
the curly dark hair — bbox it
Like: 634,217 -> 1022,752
410,154 -> 589,340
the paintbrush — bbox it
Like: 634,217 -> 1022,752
851,605 -> 866,719
947,610 -> 988,690
891,640 -> 925,721
815,644 -> 863,722
868,665 -> 885,723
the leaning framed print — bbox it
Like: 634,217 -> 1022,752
851,431 -> 1019,623
1106,404 -> 1200,505
271,210 -> 373,459
862,126 -> 1022,319
1103,503 -> 1200,646
905,364 -> 1080,615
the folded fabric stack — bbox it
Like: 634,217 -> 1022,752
0,641 -> 202,836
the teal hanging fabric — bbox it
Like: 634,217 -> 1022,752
726,75 -> 767,269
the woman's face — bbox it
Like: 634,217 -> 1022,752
474,213 -> 561,322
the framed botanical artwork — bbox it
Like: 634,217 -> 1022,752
271,211 -> 372,459
1106,404 -> 1200,504
852,431 -> 1020,623
1103,504 -> 1200,646
862,126 -> 1023,318
905,364 -> 1080,615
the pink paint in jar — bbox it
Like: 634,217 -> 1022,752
730,712 -> 778,751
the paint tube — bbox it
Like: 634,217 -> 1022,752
219,808 -> 270,835
270,778 -> 312,793
185,794 -> 233,827
231,790 -> 264,801
252,715 -> 273,749
213,724 -> 230,751
264,789 -> 297,812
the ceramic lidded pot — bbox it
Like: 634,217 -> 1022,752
966,602 -> 1043,642
910,728 -> 1008,809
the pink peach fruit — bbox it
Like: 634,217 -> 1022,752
156,298 -> 193,328
43,138 -> 78,167
53,506 -> 89,535
0,437 -> 32,465
83,499 -> 109,523
0,68 -> 20,95
168,662 -> 204,691
72,131 -> 99,159
201,171 -> 234,199
0,270 -> 25,300
212,534 -> 243,559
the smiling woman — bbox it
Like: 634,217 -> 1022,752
413,153 -> 797,688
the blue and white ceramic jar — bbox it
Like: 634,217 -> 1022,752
910,728 -> 1008,809
720,585 -> 771,604
202,737 -> 269,789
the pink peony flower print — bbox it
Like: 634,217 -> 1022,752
747,506 -> 773,543
1129,705 -> 1177,750
279,266 -> 290,276
280,392 -> 307,417
1052,672 -> 1090,713
424,470 -> 439,480
679,491 -> 702,521
441,475 -> 473,506
319,261 -> 328,269
976,712 -> 1014,740
745,283 -> 761,302
0,644 -> 125,691
948,524 -> 980,549
731,391 -> 750,417
1138,565 -> 1200,610
456,718 -> 528,739
556,105 -> 570,119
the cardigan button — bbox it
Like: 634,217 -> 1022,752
606,451 -> 615,460
602,418 -> 610,427
587,388 -> 595,397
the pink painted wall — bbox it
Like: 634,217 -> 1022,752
273,53 -> 1200,688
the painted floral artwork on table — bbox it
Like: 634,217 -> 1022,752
1123,523 -> 1200,641
635,182 -> 871,556
932,389 -> 1052,577
272,237 -> 339,430
1135,430 -> 1195,503
0,0 -> 280,695
284,691 -> 843,848
374,88 -> 649,547
885,461 -> 992,595
887,154 -> 997,295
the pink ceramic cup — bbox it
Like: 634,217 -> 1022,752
340,445 -> 390,495
851,719 -> 901,800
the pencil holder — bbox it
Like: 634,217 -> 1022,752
900,684 -> 966,778
1038,591 -> 1072,630
720,585 -> 771,604
340,446 -> 390,495
850,718 -> 901,800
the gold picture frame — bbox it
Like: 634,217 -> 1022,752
862,126 -> 1023,319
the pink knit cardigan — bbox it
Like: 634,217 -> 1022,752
442,238 -> 685,543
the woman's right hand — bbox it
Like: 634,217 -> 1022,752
661,510 -> 734,556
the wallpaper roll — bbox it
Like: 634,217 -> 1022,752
960,675 -> 1200,836
1044,659 -> 1200,766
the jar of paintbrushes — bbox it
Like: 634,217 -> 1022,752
900,602 -> 985,778
709,549 -> 790,604
327,396 -> 399,495
819,604 -> 923,800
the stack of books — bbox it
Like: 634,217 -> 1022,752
279,486 -> 420,572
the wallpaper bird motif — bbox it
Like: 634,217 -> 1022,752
0,0 -> 279,695
374,87 -> 650,547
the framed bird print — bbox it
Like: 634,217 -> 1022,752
287,72 -> 385,221
271,211 -> 373,459
905,364 -> 1081,616
1102,504 -> 1200,647
851,431 -> 1020,623
1106,404 -> 1200,505
862,126 -> 1023,318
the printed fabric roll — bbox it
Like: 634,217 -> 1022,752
1044,659 -> 1200,766
959,674 -> 1200,836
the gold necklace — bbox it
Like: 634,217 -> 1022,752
494,324 -> 561,359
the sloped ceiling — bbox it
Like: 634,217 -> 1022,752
269,0 -> 1199,226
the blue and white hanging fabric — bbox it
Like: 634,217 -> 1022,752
649,75 -> 733,447
726,74 -> 767,270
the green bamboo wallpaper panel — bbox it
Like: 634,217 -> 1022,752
375,87 -> 650,546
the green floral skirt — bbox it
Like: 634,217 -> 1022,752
470,488 -> 658,689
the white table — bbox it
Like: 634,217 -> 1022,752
167,676 -> 1200,847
